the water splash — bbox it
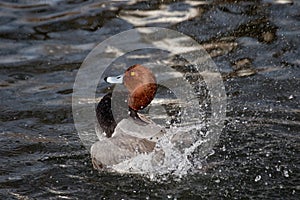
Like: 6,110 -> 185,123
111,122 -> 211,181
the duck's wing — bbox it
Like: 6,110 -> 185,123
96,93 -> 117,137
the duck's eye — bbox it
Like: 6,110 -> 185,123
130,71 -> 135,76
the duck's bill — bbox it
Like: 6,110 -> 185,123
104,74 -> 123,84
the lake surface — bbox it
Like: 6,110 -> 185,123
0,0 -> 299,199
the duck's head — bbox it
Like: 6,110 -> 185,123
104,64 -> 157,113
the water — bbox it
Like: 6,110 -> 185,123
0,0 -> 299,199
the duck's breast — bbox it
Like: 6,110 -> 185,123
128,83 -> 157,111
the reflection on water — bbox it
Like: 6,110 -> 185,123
0,0 -> 299,199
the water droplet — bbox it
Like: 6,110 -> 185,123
275,165 -> 281,171
283,169 -> 289,177
254,175 -> 261,182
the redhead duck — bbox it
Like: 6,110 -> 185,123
92,64 -> 165,169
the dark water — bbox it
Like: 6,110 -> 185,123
0,0 -> 299,199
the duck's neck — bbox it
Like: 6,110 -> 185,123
129,107 -> 148,125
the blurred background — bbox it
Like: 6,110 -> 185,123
0,0 -> 299,199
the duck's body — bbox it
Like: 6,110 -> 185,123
91,117 -> 165,169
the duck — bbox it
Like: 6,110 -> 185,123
91,64 -> 165,170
